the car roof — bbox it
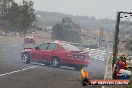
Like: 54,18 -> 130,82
44,41 -> 71,46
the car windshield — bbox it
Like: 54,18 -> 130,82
61,43 -> 80,51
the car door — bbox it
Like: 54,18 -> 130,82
41,43 -> 58,62
31,43 -> 49,61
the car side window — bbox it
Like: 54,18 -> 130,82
38,43 -> 49,50
47,43 -> 57,50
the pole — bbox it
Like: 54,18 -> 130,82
112,12 -> 121,67
101,27 -> 104,49
99,27 -> 103,49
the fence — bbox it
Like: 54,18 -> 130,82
84,48 -> 108,61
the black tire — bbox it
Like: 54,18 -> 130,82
74,65 -> 82,71
52,57 -> 60,68
22,53 -> 30,64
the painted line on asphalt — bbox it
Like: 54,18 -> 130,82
0,66 -> 37,77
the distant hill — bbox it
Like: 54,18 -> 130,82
35,11 -> 115,33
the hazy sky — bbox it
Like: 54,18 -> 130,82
16,0 -> 132,19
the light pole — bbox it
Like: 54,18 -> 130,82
112,11 -> 132,78
112,12 -> 121,67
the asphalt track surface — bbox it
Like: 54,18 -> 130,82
0,37 -> 108,88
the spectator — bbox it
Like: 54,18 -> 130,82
119,55 -> 127,64
113,56 -> 131,79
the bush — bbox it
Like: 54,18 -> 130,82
52,17 -> 81,42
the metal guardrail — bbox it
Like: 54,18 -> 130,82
84,48 -> 107,61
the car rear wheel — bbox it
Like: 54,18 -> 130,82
52,57 -> 60,68
22,53 -> 30,64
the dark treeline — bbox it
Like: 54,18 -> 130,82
52,17 -> 81,43
0,0 -> 36,36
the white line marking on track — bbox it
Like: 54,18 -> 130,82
0,66 -> 37,77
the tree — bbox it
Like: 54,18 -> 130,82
52,17 -> 81,42
18,0 -> 36,36
0,0 -> 36,36
0,0 -> 13,35
6,1 -> 19,35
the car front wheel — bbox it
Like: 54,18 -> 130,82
22,53 -> 30,64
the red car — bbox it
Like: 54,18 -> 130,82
24,35 -> 35,44
21,42 -> 89,70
